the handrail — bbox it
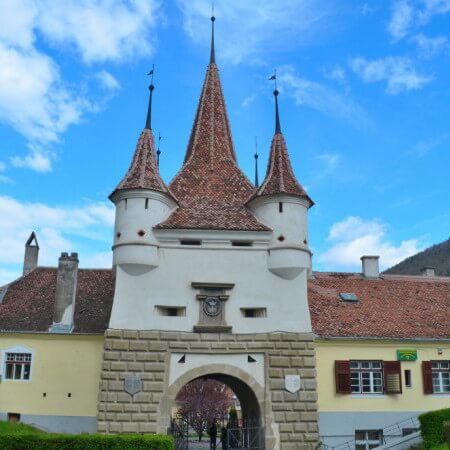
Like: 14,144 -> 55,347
320,415 -> 420,450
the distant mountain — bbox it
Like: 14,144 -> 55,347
384,238 -> 450,276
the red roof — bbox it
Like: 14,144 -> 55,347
309,272 -> 450,339
254,132 -> 312,204
0,268 -> 114,333
1,267 -> 448,339
111,129 -> 172,198
155,63 -> 269,231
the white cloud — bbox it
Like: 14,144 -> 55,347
96,71 -> 121,91
277,65 -> 370,127
387,0 -> 450,40
349,56 -> 433,94
241,95 -> 256,108
388,0 -> 415,40
318,216 -> 424,271
411,133 -> 450,157
0,195 -> 114,283
315,153 -> 341,172
0,0 -> 160,171
413,33 -> 448,57
177,0 -> 332,64
0,160 -> 13,183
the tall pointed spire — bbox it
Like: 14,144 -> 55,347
145,65 -> 155,130
254,136 -> 259,187
251,87 -> 313,205
110,71 -> 173,199
210,15 -> 216,64
155,15 -> 269,232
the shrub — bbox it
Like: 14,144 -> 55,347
419,408 -> 450,448
444,421 -> 450,445
0,432 -> 174,450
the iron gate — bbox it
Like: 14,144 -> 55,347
226,425 -> 265,449
170,416 -> 189,450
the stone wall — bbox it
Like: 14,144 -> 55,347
97,330 -> 319,449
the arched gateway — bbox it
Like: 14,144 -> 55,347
97,16 -> 319,450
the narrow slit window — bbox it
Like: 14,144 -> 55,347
405,369 -> 412,388
145,198 -> 149,209
241,308 -> 267,318
180,240 -> 201,246
231,241 -> 253,247
279,202 -> 283,213
156,306 -> 186,317
124,199 -> 128,210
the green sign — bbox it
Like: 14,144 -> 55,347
397,349 -> 417,361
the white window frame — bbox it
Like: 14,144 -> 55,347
1,345 -> 34,382
431,361 -> 450,394
355,429 -> 383,450
350,360 -> 383,394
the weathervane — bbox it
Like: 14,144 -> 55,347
145,64 -> 155,130
269,69 -> 281,134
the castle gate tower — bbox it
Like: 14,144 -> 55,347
97,16 -> 319,449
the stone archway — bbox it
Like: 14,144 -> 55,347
163,364 -> 267,449
162,364 -> 265,425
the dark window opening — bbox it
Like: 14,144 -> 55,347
231,241 -> 253,247
124,199 -> 127,210
180,240 -> 201,246
7,413 -> 20,423
405,369 -> 412,388
145,198 -> 149,209
241,308 -> 267,318
156,306 -> 186,317
279,202 -> 283,213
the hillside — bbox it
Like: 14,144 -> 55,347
385,238 -> 450,276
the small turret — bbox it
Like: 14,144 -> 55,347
248,89 -> 313,279
110,73 -> 176,272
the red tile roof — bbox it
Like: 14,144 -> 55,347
309,272 -> 450,339
1,268 -> 448,339
155,63 -> 269,232
253,132 -> 312,203
111,129 -> 172,198
0,268 -> 114,333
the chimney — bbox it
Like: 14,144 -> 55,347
23,232 -> 39,276
50,252 -> 79,333
421,266 -> 435,277
361,255 -> 380,278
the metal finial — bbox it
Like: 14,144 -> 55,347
145,64 -> 155,130
210,14 -> 216,64
157,132 -> 162,167
274,88 -> 281,134
254,136 -> 259,187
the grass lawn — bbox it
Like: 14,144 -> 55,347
0,421 -> 42,434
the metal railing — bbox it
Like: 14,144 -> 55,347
320,415 -> 421,450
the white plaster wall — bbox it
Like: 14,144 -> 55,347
109,243 -> 311,333
249,195 -> 310,248
113,191 -> 175,247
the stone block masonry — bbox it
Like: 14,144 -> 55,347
97,330 -> 319,449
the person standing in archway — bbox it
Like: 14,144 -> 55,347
209,420 -> 217,449
220,426 -> 228,450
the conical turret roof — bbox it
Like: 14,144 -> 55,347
253,91 -> 313,205
111,129 -> 172,197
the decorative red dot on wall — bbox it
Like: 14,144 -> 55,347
116,232 -> 121,239
137,229 -> 146,237
277,235 -> 285,242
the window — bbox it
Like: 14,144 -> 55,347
335,360 -> 402,395
241,308 -> 267,318
355,430 -> 383,450
5,353 -> 32,380
405,369 -> 412,388
156,306 -> 186,317
180,240 -> 201,246
350,361 -> 383,394
423,360 -> 450,394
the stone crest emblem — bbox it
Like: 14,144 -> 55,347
124,375 -> 142,395
285,375 -> 301,393
203,296 -> 221,317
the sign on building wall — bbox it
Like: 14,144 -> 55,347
124,375 -> 142,395
285,375 -> 301,393
396,350 -> 417,361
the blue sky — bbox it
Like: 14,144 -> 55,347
0,0 -> 449,284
